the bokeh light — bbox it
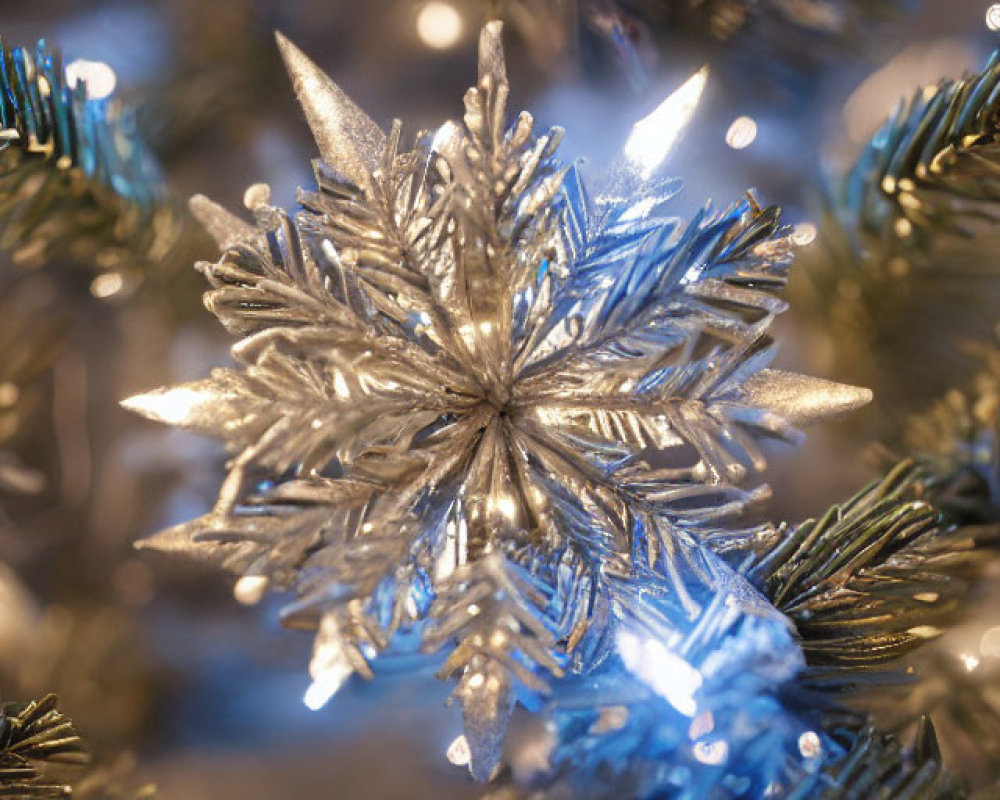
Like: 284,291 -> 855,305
725,115 -> 758,149
416,2 -> 463,50
89,271 -> 124,299
987,3 -> 1000,31
792,222 -> 818,246
65,58 -> 117,99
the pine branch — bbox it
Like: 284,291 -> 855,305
786,717 -> 962,800
0,694 -> 88,799
70,754 -> 156,800
864,355 -> 1000,787
854,647 -> 1000,794
495,709 -> 963,800
651,0 -> 907,44
752,460 -> 989,670
0,286 -> 65,498
795,51 -> 1000,408
488,570 -> 953,800
895,346 -> 1000,522
0,35 -> 180,276
837,51 -> 1000,247
577,0 -> 910,96
489,619 -> 961,800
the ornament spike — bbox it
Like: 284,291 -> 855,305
303,615 -> 357,710
456,662 -> 513,782
133,516 -> 221,559
274,31 -> 385,190
477,20 -> 507,86
189,194 -> 254,251
134,525 -> 193,554
121,380 -> 226,431
741,369 -> 873,427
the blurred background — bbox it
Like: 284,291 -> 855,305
2,0 -> 1000,797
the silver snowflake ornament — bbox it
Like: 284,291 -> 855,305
124,23 -> 869,780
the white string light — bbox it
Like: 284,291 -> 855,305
417,3 -> 463,50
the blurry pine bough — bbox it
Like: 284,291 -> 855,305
0,37 -> 182,281
0,31 -> 192,531
795,50 -> 1000,412
116,17 -> 1000,797
577,0 -> 912,91
0,34 -> 183,800
859,348 -> 1000,790
653,0 -> 907,43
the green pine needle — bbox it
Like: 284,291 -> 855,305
794,51 -> 1000,408
0,36 -> 179,275
0,694 -> 88,799
841,51 -> 1000,247
753,461 -> 987,668
897,346 -> 1000,521
788,717 -> 963,800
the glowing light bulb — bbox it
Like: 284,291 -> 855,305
988,3 -> 1000,31
693,739 -> 729,765
90,271 -> 124,299
417,3 -> 464,50
791,222 -> 818,247
961,653 -> 981,671
624,68 -> 708,180
65,59 -> 117,100
303,670 -> 350,710
616,629 -> 703,717
233,575 -> 269,606
725,116 -> 757,149
304,615 -> 355,710
447,735 -> 471,766
798,730 -> 822,758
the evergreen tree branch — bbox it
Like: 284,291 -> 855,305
0,694 -> 87,799
0,35 -> 181,277
787,717 -> 962,800
838,51 -> 1000,246
752,460 -> 991,670
895,345 -> 1000,522
794,50 -> 1000,408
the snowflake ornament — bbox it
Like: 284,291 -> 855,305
125,23 -> 870,780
